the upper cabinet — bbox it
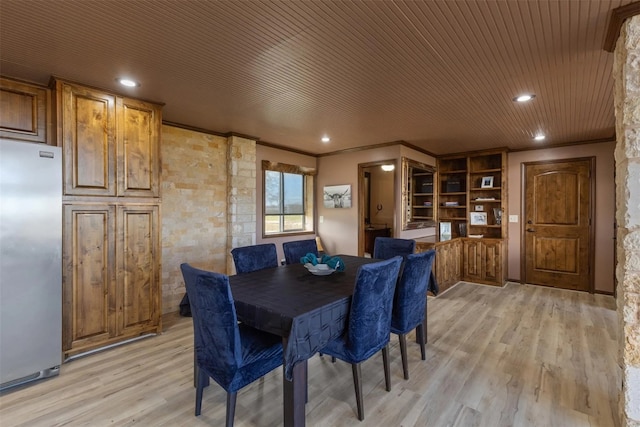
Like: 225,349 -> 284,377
54,79 -> 162,197
0,77 -> 53,144
402,157 -> 436,230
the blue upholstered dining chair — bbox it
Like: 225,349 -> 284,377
180,263 -> 283,427
390,249 -> 436,380
372,236 -> 416,260
230,243 -> 278,274
319,256 -> 403,421
282,238 -> 318,265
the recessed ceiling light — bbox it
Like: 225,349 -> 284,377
534,135 -> 546,141
321,136 -> 330,143
381,164 -> 395,172
116,78 -> 139,87
514,94 -> 535,102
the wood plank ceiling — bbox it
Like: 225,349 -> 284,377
0,0 -> 632,155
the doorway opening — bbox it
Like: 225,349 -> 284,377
358,160 -> 397,256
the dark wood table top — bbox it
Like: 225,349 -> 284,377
228,254 -> 378,379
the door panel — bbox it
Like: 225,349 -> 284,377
524,159 -> 592,291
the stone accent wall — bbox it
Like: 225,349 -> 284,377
160,125 -> 229,314
226,135 -> 257,274
613,14 -> 640,427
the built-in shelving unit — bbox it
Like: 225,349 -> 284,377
467,151 -> 507,239
437,155 -> 468,238
402,157 -> 436,230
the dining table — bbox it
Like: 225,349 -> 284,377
227,254 -> 379,427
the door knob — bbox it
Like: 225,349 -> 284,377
526,228 -> 535,232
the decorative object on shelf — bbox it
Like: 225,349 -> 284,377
443,201 -> 459,206
468,234 -> 484,238
470,212 -> 488,225
323,184 -> 351,208
493,208 -> 503,225
474,205 -> 484,211
440,222 -> 452,241
474,197 -> 496,201
481,176 -> 494,188
458,223 -> 467,237
446,179 -> 462,192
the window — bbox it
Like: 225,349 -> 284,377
263,161 -> 315,236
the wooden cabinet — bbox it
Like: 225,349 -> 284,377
462,238 -> 504,286
56,79 -> 163,359
62,203 -> 161,359
364,227 -> 391,255
0,77 -> 53,144
55,79 -> 161,197
415,238 -> 462,294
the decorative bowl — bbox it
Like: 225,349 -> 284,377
304,263 -> 335,276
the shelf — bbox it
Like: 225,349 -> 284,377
413,192 -> 433,196
440,205 -> 466,209
470,187 -> 502,191
413,206 -> 433,209
469,168 -> 501,174
440,192 -> 466,196
471,199 -> 501,203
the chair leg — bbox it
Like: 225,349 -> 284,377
416,324 -> 426,360
226,392 -> 237,427
195,368 -> 208,416
382,345 -> 391,391
398,334 -> 409,380
351,363 -> 364,421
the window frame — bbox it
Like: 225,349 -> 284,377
262,160 -> 316,237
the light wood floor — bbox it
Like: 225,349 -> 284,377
0,282 -> 620,427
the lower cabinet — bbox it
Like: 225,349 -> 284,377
416,237 -> 505,292
462,238 -> 504,286
62,202 -> 161,359
415,238 -> 462,294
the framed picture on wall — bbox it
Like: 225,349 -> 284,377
323,184 -> 352,208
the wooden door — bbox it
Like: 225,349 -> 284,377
524,159 -> 593,291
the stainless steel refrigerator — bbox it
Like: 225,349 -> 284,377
0,139 -> 62,390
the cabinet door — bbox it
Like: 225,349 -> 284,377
0,77 -> 52,143
433,239 -> 462,292
116,204 -> 161,337
62,204 -> 116,356
482,240 -> 502,284
117,97 -> 161,197
59,82 -> 116,196
462,239 -> 483,282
